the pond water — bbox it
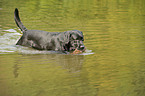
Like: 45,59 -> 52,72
0,0 -> 145,96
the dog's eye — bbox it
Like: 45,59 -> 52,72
74,41 -> 77,43
74,44 -> 78,47
79,37 -> 84,41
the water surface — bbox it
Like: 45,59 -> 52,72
0,0 -> 145,96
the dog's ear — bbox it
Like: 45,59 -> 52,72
59,32 -> 70,44
70,33 -> 77,40
70,30 -> 84,41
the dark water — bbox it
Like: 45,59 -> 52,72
0,0 -> 145,96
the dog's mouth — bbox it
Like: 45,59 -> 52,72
68,40 -> 86,54
70,46 -> 86,54
71,48 -> 86,54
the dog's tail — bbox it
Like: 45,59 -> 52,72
14,8 -> 27,32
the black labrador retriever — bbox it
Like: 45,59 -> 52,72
14,8 -> 85,54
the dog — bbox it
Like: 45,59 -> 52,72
14,8 -> 85,54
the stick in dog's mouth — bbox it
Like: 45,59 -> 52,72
71,48 -> 86,54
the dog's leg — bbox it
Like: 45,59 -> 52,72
16,35 -> 27,45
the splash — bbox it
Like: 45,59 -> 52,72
0,29 -> 20,54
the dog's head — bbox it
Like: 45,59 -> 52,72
62,30 -> 86,53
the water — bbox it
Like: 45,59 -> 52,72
0,0 -> 145,96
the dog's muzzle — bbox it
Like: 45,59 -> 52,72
70,40 -> 85,52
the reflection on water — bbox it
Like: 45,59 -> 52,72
12,54 -> 84,78
0,0 -> 145,96
1,54 -> 91,96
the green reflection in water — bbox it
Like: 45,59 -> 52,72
0,0 -> 145,96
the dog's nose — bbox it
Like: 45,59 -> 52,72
80,45 -> 85,49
